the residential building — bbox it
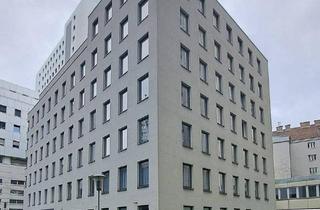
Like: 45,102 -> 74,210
35,0 -> 101,94
25,0 -> 275,209
0,79 -> 38,210
273,121 -> 320,209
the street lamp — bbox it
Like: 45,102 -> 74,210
91,174 -> 104,210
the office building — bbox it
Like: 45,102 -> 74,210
25,0 -> 275,209
35,0 -> 101,94
0,79 -> 38,210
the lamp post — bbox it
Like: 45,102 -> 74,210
91,174 -> 104,210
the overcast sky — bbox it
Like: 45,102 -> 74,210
0,0 -> 319,129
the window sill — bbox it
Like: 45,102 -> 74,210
119,148 -> 127,153
180,64 -> 191,72
138,55 -> 149,64
216,90 -> 223,95
119,35 -> 128,44
118,188 -> 127,192
245,196 -> 251,199
233,193 -> 240,197
102,155 -> 110,159
182,105 -> 192,110
231,130 -> 237,135
183,145 -> 193,150
180,28 -> 190,36
183,187 -> 194,191
219,192 -> 227,195
199,44 -> 207,51
202,151 -> 211,156
119,109 -> 128,115
138,97 -> 149,104
201,115 -> 209,120
101,191 -> 109,195
203,189 -> 212,193
137,185 -> 149,189
232,161 -> 239,165
218,156 -> 226,161
200,79 -> 208,85
88,160 -> 95,164
229,99 -> 236,104
244,165 -> 249,169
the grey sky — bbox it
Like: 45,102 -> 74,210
0,0 -> 319,129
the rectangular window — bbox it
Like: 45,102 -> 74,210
201,131 -> 209,154
138,0 -> 149,22
199,59 -> 207,82
119,88 -> 128,113
214,41 -> 221,61
261,132 -> 266,149
245,179 -> 250,197
215,72 -> 222,93
0,121 -> 5,130
92,18 -> 98,37
15,109 -> 21,117
88,176 -> 95,196
263,157 -> 267,174
118,166 -> 127,191
219,172 -> 226,194
264,184 -> 269,200
120,51 -> 129,76
199,26 -> 206,48
238,37 -> 243,55
216,104 -> 223,125
138,74 -> 149,102
252,126 -> 257,143
68,153 -> 72,171
255,181 -> 260,199
213,9 -> 220,29
105,2 -> 112,22
90,79 -> 97,99
138,160 -> 149,188
78,118 -> 84,137
240,92 -> 246,110
239,65 -> 245,83
218,138 -> 225,159
180,44 -> 190,70
80,62 -> 86,79
233,176 -> 239,196
203,168 -> 210,192
180,9 -> 189,33
139,33 -> 149,61
200,94 -> 208,118
0,104 -> 6,113
119,126 -> 128,151
231,144 -> 238,164
89,142 -> 96,163
77,179 -> 83,198
181,83 -> 191,108
77,148 -> 83,168
14,124 -> 21,134
54,90 -> 58,105
258,83 -> 263,99
102,135 -> 111,157
230,113 -> 236,133
104,66 -> 112,88
103,100 -> 111,122
228,83 -> 235,102
250,100 -> 256,118
67,182 -> 72,200
102,171 -> 110,194
138,116 -> 149,144
62,82 -> 66,98
226,24 -> 233,43
59,158 -> 64,175
257,58 -> 262,74
92,49 -> 98,68
90,110 -> 96,131
104,34 -> 112,55
198,0 -> 205,14
259,107 -> 265,124
182,122 -> 192,148
183,163 -> 192,189
79,89 -> 85,108
248,49 -> 253,65
51,187 -> 55,203
244,149 -> 249,168
68,125 -> 73,144
227,53 -> 234,72
70,99 -> 74,116
70,72 -> 75,89
242,120 -> 248,139
120,17 -> 128,41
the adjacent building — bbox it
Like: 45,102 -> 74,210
25,0 -> 275,209
273,121 -> 320,209
35,0 -> 100,94
0,79 -> 38,210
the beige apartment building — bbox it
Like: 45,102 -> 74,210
25,0 -> 275,209
273,121 -> 320,210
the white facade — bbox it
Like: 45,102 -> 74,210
273,121 -> 320,209
25,0 -> 275,209
35,0 -> 100,94
0,79 -> 38,210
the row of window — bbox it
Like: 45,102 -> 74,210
180,2 -> 264,75
0,138 -> 20,149
276,184 -> 320,200
0,121 -> 21,133
28,160 -> 149,206
27,70 -> 149,150
0,104 -> 22,117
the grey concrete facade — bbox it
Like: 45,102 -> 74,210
25,0 -> 275,210
0,79 -> 38,210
